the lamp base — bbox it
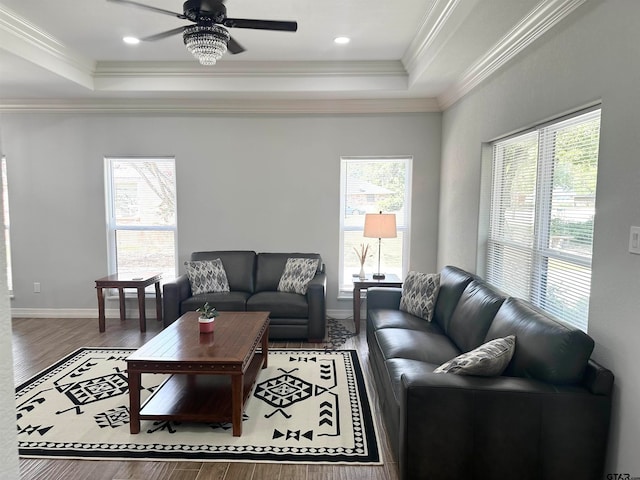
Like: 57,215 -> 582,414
372,273 -> 386,280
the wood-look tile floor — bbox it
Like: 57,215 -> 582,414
12,317 -> 399,480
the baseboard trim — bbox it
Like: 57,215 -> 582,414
13,307 -> 355,320
327,309 -> 353,320
11,308 -> 154,319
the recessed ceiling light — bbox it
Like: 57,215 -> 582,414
123,36 -> 140,45
334,36 -> 350,45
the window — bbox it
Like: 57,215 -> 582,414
485,108 -> 601,331
105,157 -> 177,280
339,157 -> 412,294
1,157 -> 12,294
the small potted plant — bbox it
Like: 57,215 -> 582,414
196,302 -> 219,333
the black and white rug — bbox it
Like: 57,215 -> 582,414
16,348 -> 380,464
325,317 -> 356,350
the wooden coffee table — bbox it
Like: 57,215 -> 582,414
126,311 -> 270,437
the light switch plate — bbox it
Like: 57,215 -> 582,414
629,226 -> 640,254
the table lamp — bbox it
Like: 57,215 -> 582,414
363,211 -> 397,279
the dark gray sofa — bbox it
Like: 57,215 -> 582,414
163,251 -> 326,341
366,265 -> 614,480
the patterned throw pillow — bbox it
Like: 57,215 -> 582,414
277,258 -> 320,295
399,271 -> 441,322
184,258 -> 230,295
434,335 -> 516,376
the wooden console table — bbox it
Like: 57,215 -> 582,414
95,273 -> 162,333
352,273 -> 402,334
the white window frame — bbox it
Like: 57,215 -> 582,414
104,156 -> 178,280
339,156 -> 412,296
483,107 -> 601,331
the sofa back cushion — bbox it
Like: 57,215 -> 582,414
485,297 -> 595,385
447,280 -> 505,352
433,266 -> 476,332
255,253 -> 322,292
190,251 -> 256,293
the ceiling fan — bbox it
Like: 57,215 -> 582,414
107,0 -> 298,65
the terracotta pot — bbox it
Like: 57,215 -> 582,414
199,317 -> 215,333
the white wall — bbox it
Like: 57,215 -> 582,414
439,0 -> 640,474
0,133 -> 19,479
1,111 -> 441,315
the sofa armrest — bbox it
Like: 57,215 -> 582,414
306,272 -> 327,342
398,371 -> 611,480
366,286 -> 402,312
162,274 -> 191,327
583,358 -> 614,395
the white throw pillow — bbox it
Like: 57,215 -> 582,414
184,258 -> 230,295
399,271 -> 441,322
434,335 -> 516,376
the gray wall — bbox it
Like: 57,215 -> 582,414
439,0 -> 639,473
1,112 -> 441,315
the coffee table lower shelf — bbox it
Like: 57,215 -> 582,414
137,353 -> 264,430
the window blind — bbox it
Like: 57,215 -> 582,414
486,109 -> 601,331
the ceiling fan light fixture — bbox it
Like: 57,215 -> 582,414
183,24 -> 230,66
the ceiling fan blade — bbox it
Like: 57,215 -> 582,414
223,18 -> 297,32
227,36 -> 246,54
107,0 -> 186,19
140,26 -> 186,42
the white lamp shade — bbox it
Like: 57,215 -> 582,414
363,213 -> 397,239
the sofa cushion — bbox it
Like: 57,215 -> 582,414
184,259 -> 230,295
485,298 -> 595,385
434,335 -> 516,376
432,266 -> 476,332
374,328 -> 460,365
255,253 -> 322,292
247,291 -> 309,318
191,251 -> 256,293
368,308 -> 445,334
385,358 -> 440,404
447,280 -> 505,352
277,257 -> 320,295
399,271 -> 440,321
181,291 -> 250,313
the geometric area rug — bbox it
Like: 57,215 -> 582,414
16,348 -> 381,464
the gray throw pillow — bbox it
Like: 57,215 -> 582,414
277,258 -> 320,295
434,335 -> 516,376
399,271 -> 441,321
184,258 -> 230,295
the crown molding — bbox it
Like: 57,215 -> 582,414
402,0 -> 465,75
0,97 -> 441,114
437,0 -> 587,110
93,60 -> 410,93
0,4 -> 95,88
95,60 -> 406,77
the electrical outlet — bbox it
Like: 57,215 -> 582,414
629,226 -> 640,254
33,282 -> 41,293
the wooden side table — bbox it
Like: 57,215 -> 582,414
352,273 -> 402,334
95,273 -> 162,333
